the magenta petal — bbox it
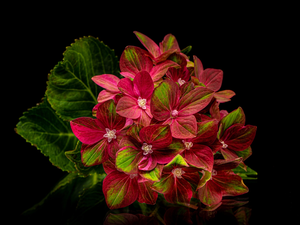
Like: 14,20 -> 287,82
133,31 -> 161,58
133,71 -> 154,99
198,180 -> 223,206
97,90 -> 119,104
118,77 -> 137,99
116,96 -> 141,119
150,60 -> 180,82
193,55 -> 204,80
70,117 -> 105,144
160,33 -> 180,52
138,154 -> 157,171
92,74 -> 120,92
201,69 -> 223,92
170,115 -> 197,139
139,124 -> 172,148
103,170 -> 139,209
119,72 -> 135,79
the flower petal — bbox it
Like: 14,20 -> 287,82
97,90 -> 119,104
134,31 -> 161,58
116,145 -> 142,174
178,87 -> 214,116
200,69 -> 223,92
81,140 -> 108,166
151,173 -> 174,194
116,96 -> 141,119
192,119 -> 218,144
133,71 -> 154,99
138,181 -> 158,205
118,77 -> 137,99
139,164 -> 164,182
171,115 -> 197,139
139,124 -> 172,148
160,34 -> 180,52
70,117 -> 105,144
120,46 -> 152,74
150,60 -> 180,82
214,90 -> 236,103
182,144 -> 213,171
198,180 -> 223,206
103,170 -> 138,209
138,154 -> 157,171
92,74 -> 120,92
151,79 -> 180,121
193,55 -> 204,80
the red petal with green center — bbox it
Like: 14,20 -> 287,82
139,164 -> 164,182
96,100 -> 126,131
81,140 -> 109,166
103,170 -> 138,209
138,154 -> 157,171
164,154 -> 189,172
116,96 -> 141,119
222,124 -> 257,151
116,140 -> 142,174
160,34 -> 180,52
151,173 -> 174,194
155,143 -> 184,165
178,87 -> 214,116
197,170 -> 211,190
150,60 -> 180,82
214,90 -> 236,103
133,31 -> 161,58
192,119 -> 218,144
126,124 -> 143,143
193,55 -> 204,80
138,181 -> 158,204
70,117 -> 105,144
151,79 -> 180,121
200,69 -> 223,92
182,144 -> 213,171
120,46 -> 153,75
213,171 -> 249,196
214,158 -> 243,171
164,176 -> 193,205
218,107 -> 246,139
220,148 -> 248,171
171,115 -> 197,139
198,180 -> 223,206
133,71 -> 154,99
92,74 -> 120,92
139,124 -> 172,148
118,78 -> 137,99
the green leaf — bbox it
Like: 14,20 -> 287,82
46,36 -> 120,121
232,165 -> 258,180
65,141 -> 106,177
15,96 -> 77,172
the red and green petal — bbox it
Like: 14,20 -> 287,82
222,124 -> 257,151
103,170 -> 139,209
214,90 -> 236,103
213,172 -> 249,196
218,107 -> 246,139
91,74 -> 120,92
133,31 -> 161,58
139,164 -> 164,182
164,154 -> 189,172
192,119 -> 218,144
137,181 -> 158,205
150,60 -> 180,82
96,99 -> 126,131
116,96 -> 141,119
160,33 -> 180,52
139,124 -> 172,148
181,144 -> 213,171
171,115 -> 197,139
138,154 -> 157,171
151,173 -> 174,194
133,71 -> 154,99
200,69 -> 223,92
164,176 -> 193,205
120,46 -> 153,75
70,117 -> 105,144
214,158 -> 243,172
97,90 -> 119,104
178,87 -> 214,116
81,140 -> 109,167
197,180 -> 223,206
116,145 -> 142,174
151,79 -> 180,121
193,55 -> 204,80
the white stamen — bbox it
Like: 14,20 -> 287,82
137,97 -> 147,109
182,140 -> 193,150
103,128 -> 117,143
220,141 -> 228,149
172,168 -> 185,179
171,109 -> 178,117
142,143 -> 153,155
178,78 -> 186,86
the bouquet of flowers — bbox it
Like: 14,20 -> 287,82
16,31 -> 257,212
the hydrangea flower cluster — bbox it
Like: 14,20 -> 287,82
70,31 -> 257,209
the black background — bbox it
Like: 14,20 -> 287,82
7,2 -> 293,224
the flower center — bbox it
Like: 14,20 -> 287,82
178,78 -> 186,86
210,169 -> 217,180
137,97 -> 147,109
142,143 -> 153,155
103,128 -> 117,143
171,109 -> 178,117
182,140 -> 193,150
220,141 -> 228,148
172,168 -> 185,178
